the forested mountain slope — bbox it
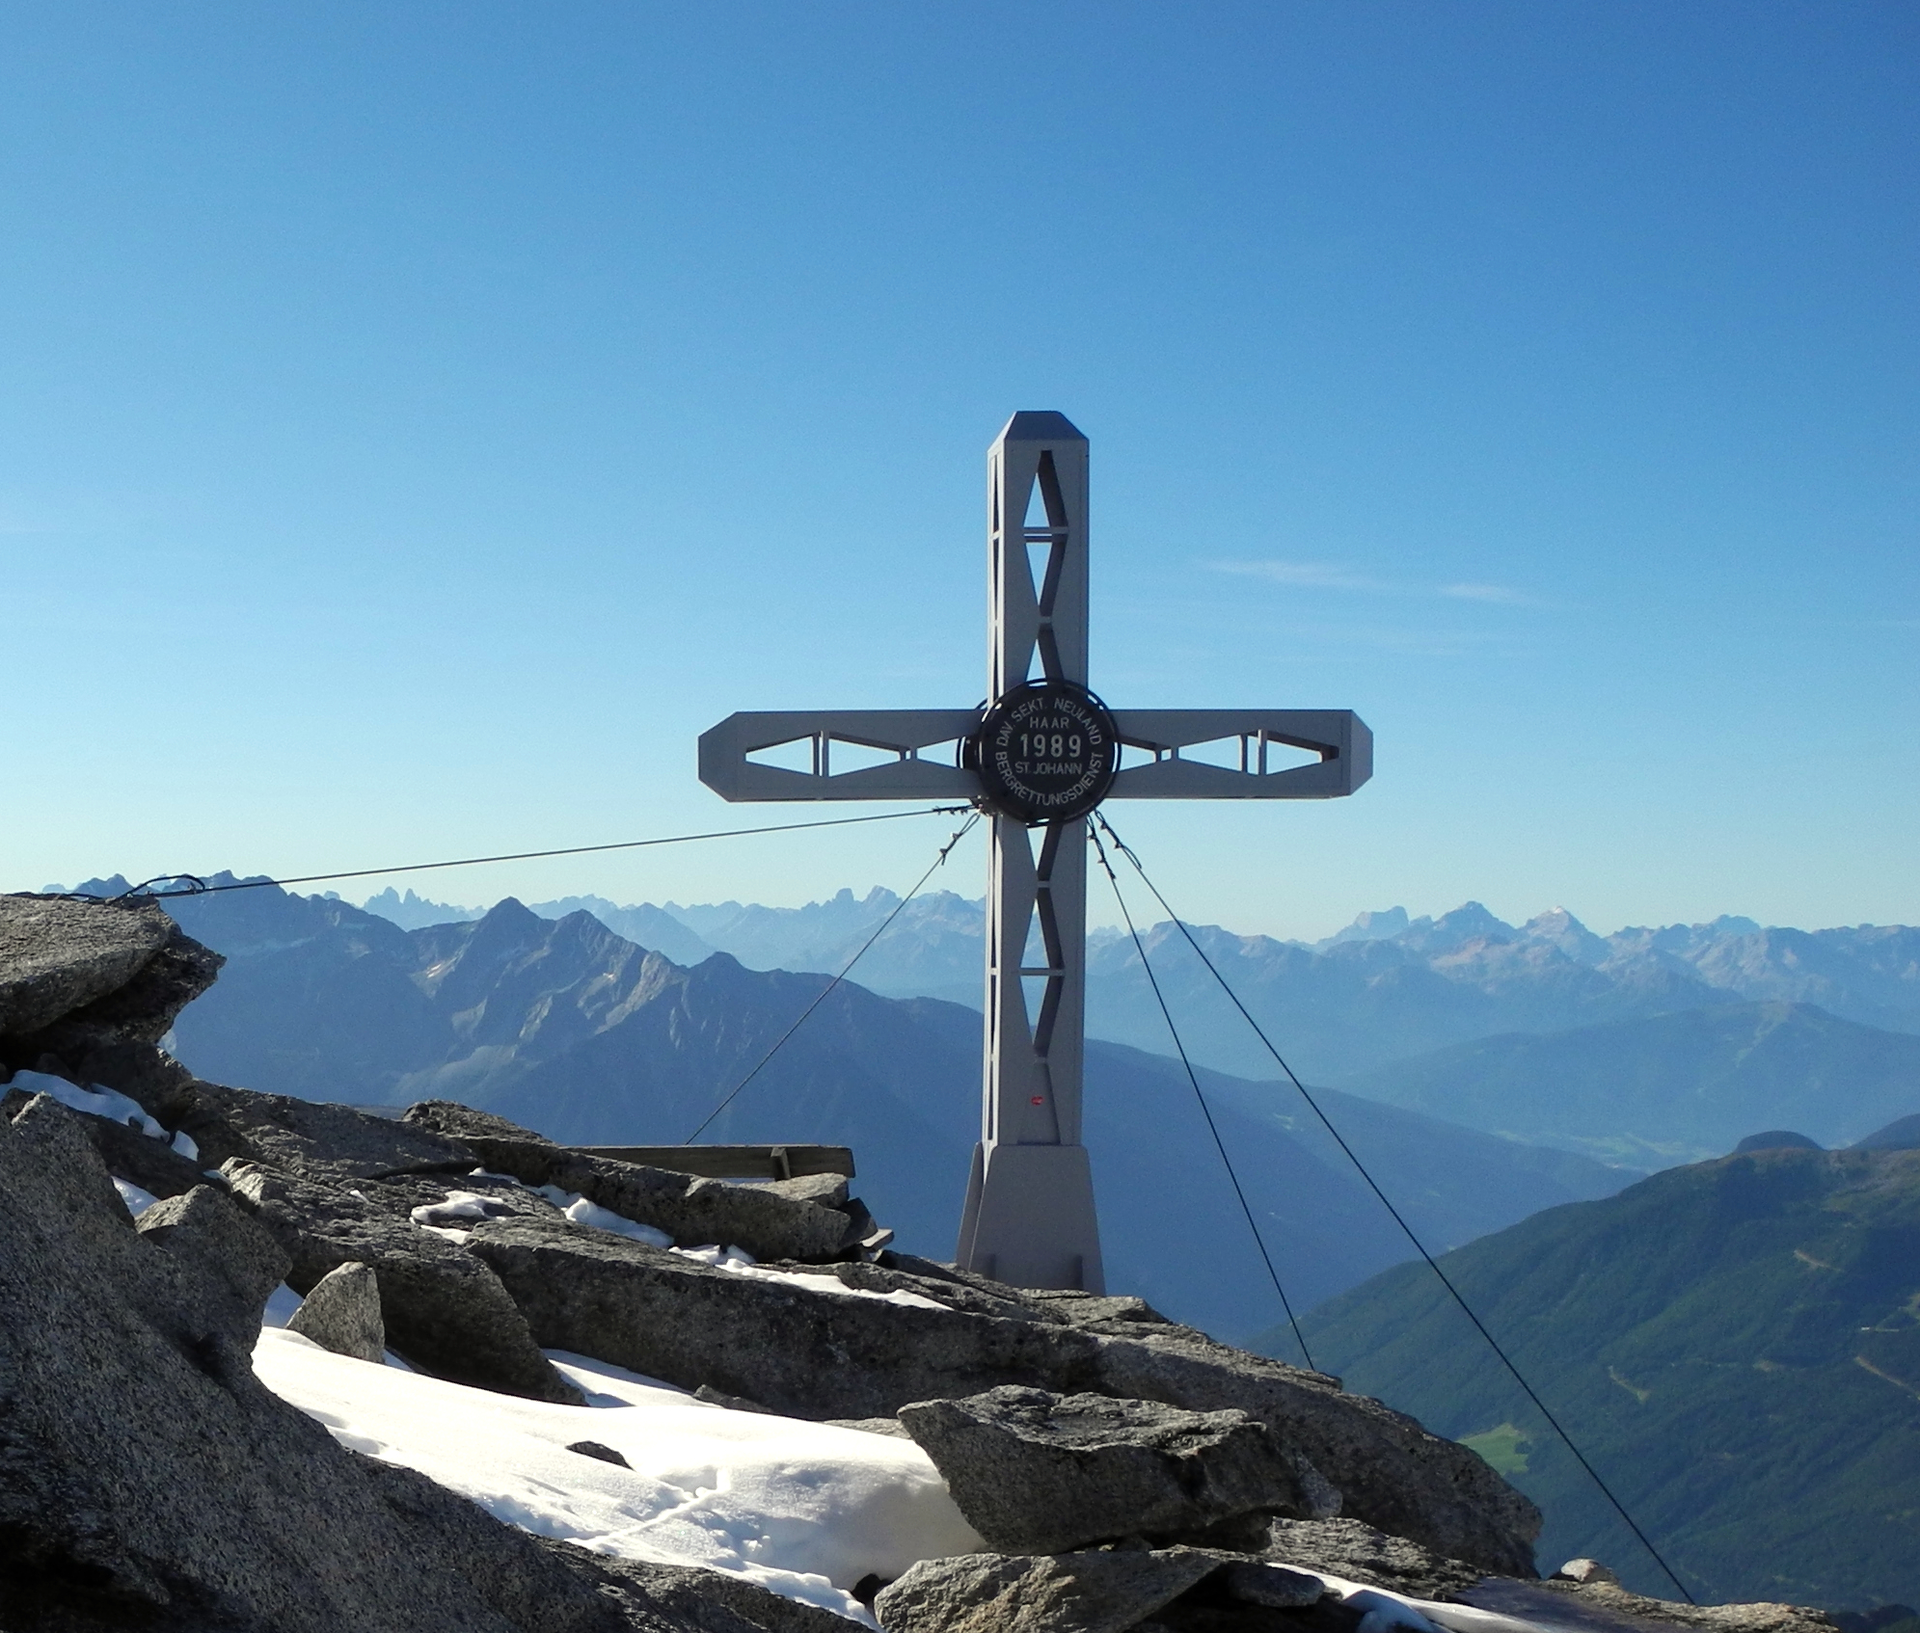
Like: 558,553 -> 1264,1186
1288,1146 -> 1920,1610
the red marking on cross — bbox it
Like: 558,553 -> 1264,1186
1030,1095 -> 1045,1105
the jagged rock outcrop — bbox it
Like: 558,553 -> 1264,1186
1086,1328 -> 1542,1580
872,1548 -> 1325,1633
134,1181 -> 293,1352
464,1212 -> 1539,1576
0,1069 -> 214,1199
1261,1518 -> 1485,1600
134,1076 -> 477,1181
894,1387 -> 1336,1554
222,1157 -> 585,1404
469,1209 -> 1110,1403
0,1093 -> 683,1633
73,1098 -> 211,1196
0,895 -> 224,1139
537,1546 -> 867,1633
1464,1575 -> 1839,1633
403,1099 -> 859,1262
0,893 -> 220,1044
288,1259 -> 387,1362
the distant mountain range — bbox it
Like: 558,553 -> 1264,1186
1289,1139 -> 1920,1611
56,872 -> 1920,1340
88,876 -> 1630,1342
1333,1001 -> 1920,1165
362,885 -> 1920,1082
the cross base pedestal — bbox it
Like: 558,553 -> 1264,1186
956,1141 -> 1105,1292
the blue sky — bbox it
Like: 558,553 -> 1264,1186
3,2 -> 1915,939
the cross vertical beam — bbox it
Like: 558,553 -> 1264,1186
956,412 -> 1104,1292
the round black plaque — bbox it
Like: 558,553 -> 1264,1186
965,680 -> 1120,824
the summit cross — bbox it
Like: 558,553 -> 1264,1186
699,411 -> 1371,1292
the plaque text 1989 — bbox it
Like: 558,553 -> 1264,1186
967,681 -> 1120,824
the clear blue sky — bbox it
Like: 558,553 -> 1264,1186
4,2 -> 1915,939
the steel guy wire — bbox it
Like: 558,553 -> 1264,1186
1090,809 -> 1697,1605
59,806 -> 975,905
682,812 -> 982,1144
1088,820 -> 1316,1373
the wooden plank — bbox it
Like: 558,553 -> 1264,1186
570,1144 -> 855,1181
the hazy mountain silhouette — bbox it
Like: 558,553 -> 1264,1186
1854,1111 -> 1920,1151
1332,1001 -> 1920,1165
359,887 -> 1920,1082
360,886 -> 486,930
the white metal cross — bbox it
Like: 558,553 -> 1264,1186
700,412 -> 1371,1291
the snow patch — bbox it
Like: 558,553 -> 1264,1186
532,1184 -> 674,1248
1314,1575 -> 1542,1633
435,1182 -> 947,1311
10,1069 -> 165,1137
673,1244 -> 949,1312
410,1190 -> 514,1228
251,1326 -> 983,1624
113,1177 -> 160,1217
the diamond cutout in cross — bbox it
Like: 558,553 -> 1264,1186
821,738 -> 903,776
1173,735 -> 1325,776
743,736 -> 815,774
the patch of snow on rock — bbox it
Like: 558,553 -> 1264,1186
11,1069 -> 166,1137
533,1185 -> 675,1248
409,1190 -> 514,1227
251,1326 -> 982,1625
112,1177 -> 160,1217
672,1243 -> 950,1312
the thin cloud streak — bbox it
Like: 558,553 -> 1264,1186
1210,559 -> 1539,607
1211,559 -> 1391,593
1441,581 -> 1535,605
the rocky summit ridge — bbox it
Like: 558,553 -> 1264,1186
0,891 -> 1834,1633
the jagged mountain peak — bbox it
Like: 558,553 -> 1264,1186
61,873 -> 134,896
1394,901 -> 1520,955
1520,906 -> 1610,966
1436,900 -> 1516,935
414,897 -> 552,979
1525,905 -> 1581,930
410,897 -> 675,1017
1321,906 -> 1411,946
362,885 -> 485,928
474,895 -> 542,929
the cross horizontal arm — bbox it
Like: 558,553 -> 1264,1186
699,710 -> 982,802
1107,709 -> 1372,800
